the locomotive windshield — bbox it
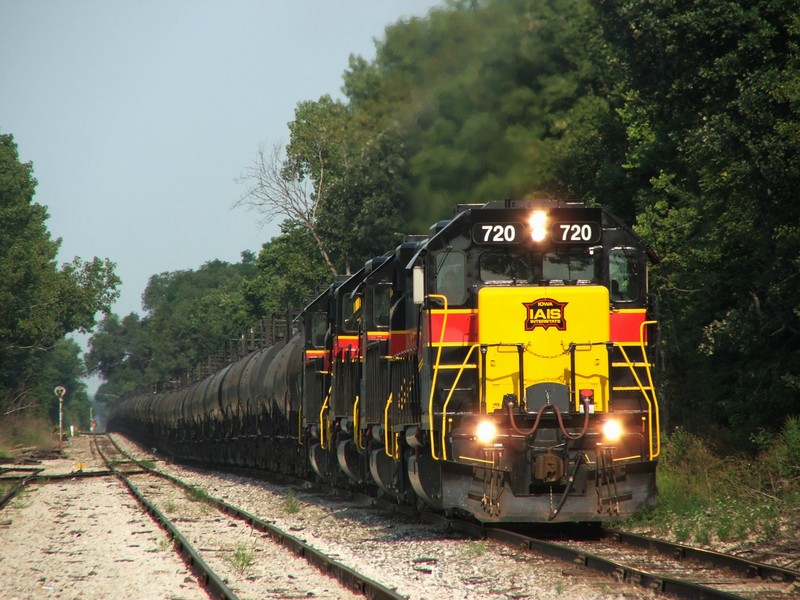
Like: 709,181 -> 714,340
542,250 -> 600,282
479,247 -> 601,284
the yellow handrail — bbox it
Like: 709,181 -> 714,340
640,320 -> 660,458
426,294 -> 448,460
319,386 -> 331,449
383,392 -> 397,459
353,395 -> 365,450
616,321 -> 660,459
297,405 -> 303,446
440,344 -> 482,461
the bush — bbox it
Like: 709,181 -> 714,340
0,414 -> 55,457
624,418 -> 800,547
755,416 -> 800,480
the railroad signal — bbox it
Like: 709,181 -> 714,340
54,386 -> 67,451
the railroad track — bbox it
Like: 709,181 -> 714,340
93,433 -> 400,599
438,521 -> 800,599
107,433 -> 800,599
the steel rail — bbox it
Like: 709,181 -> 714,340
93,435 -> 239,600
476,525 -> 746,600
0,468 -> 43,509
105,433 -> 405,600
603,528 -> 800,584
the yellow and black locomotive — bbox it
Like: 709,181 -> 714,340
110,199 -> 660,523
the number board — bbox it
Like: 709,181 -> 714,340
551,221 -> 601,244
472,222 -> 526,245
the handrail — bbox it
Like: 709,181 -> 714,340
383,392 -> 398,459
616,322 -> 660,459
297,405 -> 303,446
426,294 -> 448,460
318,386 -> 331,450
640,320 -> 660,458
353,395 -> 365,450
439,344 -> 482,461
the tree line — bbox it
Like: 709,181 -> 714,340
0,134 -> 119,429
4,0 -> 797,449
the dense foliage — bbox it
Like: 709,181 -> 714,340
587,0 -> 800,442
0,133 -> 119,425
628,419 -> 800,546
86,256 -> 258,404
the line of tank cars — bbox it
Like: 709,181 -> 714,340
109,198 -> 661,523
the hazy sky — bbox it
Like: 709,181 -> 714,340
1,1 -> 442,324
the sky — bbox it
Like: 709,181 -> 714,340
1,0 -> 443,325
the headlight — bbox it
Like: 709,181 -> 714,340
529,210 -> 548,242
476,420 -> 497,445
602,419 -> 624,443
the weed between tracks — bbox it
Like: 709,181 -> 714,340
623,417 -> 800,560
464,541 -> 487,558
229,544 -> 256,574
185,485 -> 212,505
282,488 -> 301,514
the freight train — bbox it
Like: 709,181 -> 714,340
109,199 -> 661,523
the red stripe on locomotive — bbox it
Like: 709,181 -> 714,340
428,310 -> 478,345
610,310 -> 648,344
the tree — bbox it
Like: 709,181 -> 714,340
586,0 -> 800,444
241,221 -> 332,318
84,312 -> 152,395
0,132 -> 120,417
33,338 -> 91,429
87,256 -> 256,393
341,0 -> 600,229
238,96 -> 405,275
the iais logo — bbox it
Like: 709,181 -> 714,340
523,298 -> 568,331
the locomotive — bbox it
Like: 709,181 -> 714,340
109,199 -> 661,523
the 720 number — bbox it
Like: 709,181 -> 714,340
554,222 -> 599,243
472,223 -> 522,244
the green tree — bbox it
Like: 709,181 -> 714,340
33,338 -> 91,429
0,132 -> 120,417
342,0 -> 599,229
85,312 -> 152,400
87,256 -> 256,393
587,0 -> 800,443
242,222 -> 332,318
238,97 -> 405,275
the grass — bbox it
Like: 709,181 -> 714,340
463,541 -> 487,558
0,414 -> 55,458
228,544 -> 256,575
185,485 -> 213,505
282,488 -> 301,514
623,417 -> 800,548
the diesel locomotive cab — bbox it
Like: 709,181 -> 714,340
409,200 -> 659,521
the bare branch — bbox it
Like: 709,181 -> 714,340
235,142 -> 338,276
234,143 -> 315,228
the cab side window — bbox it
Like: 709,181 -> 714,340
435,251 -> 467,306
371,285 -> 391,329
310,313 -> 327,347
609,248 -> 640,302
